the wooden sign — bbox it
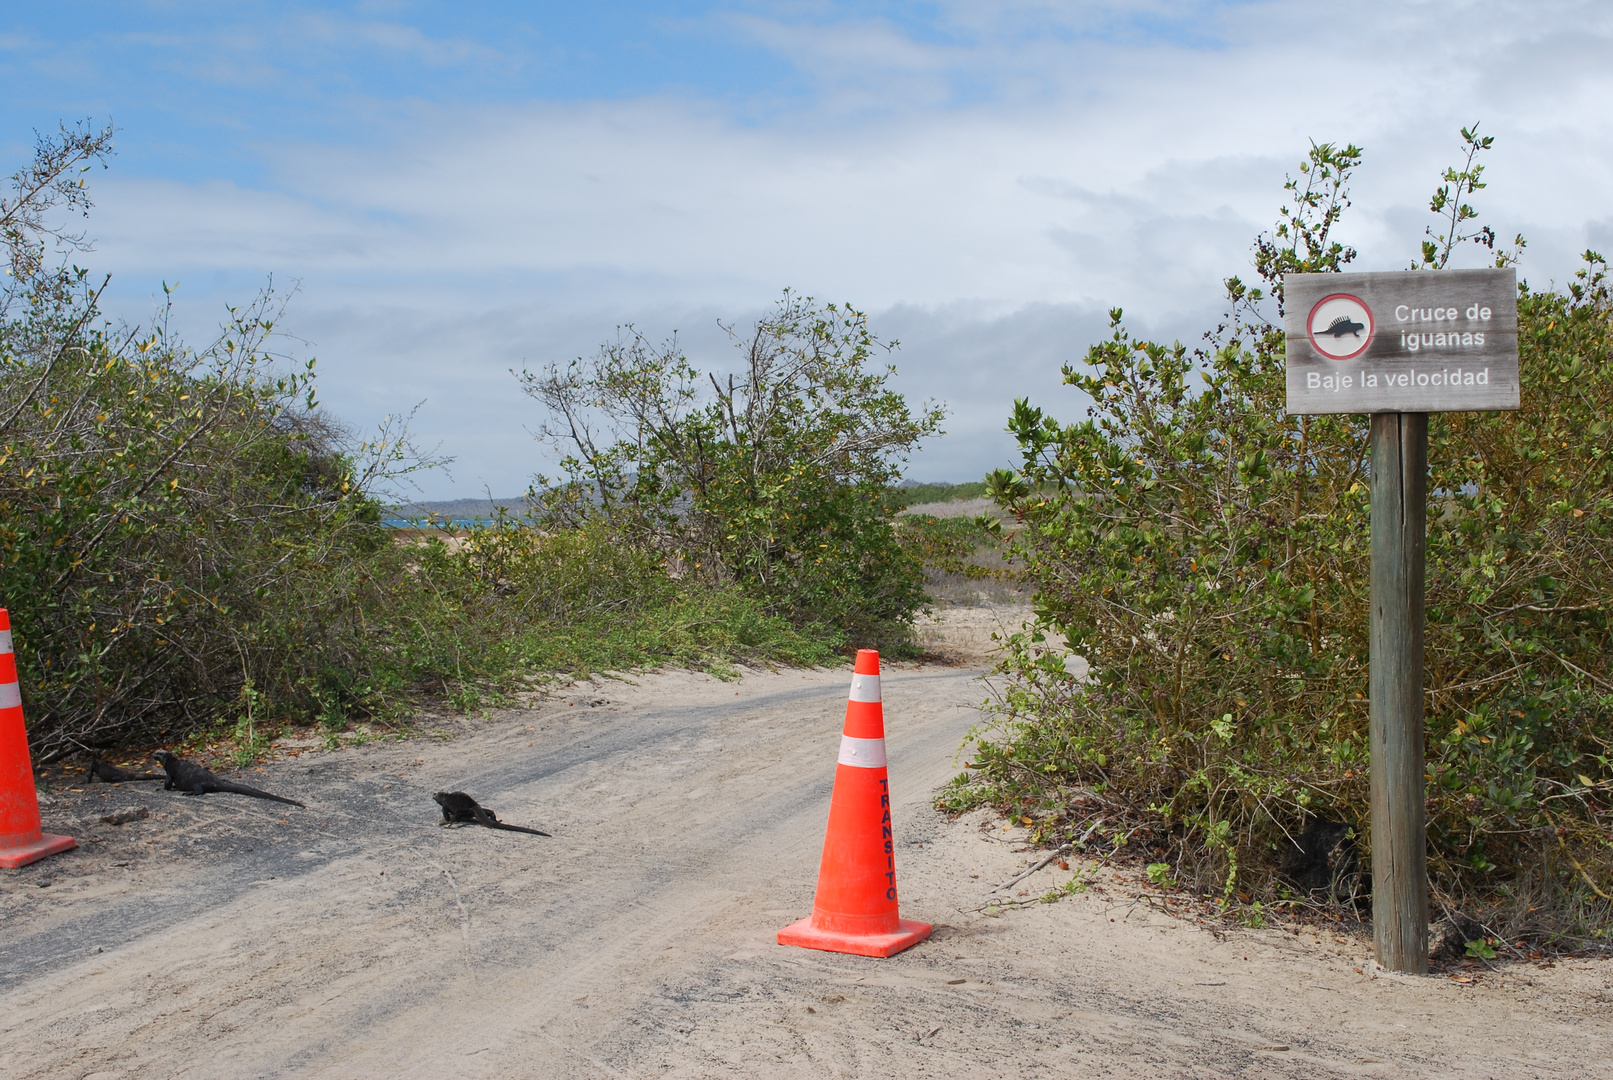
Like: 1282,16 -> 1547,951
1284,268 -> 1519,414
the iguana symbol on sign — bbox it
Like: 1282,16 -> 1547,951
1305,293 -> 1375,361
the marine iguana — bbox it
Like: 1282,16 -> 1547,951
1319,314 -> 1365,338
433,791 -> 550,836
86,756 -> 165,783
153,750 -> 306,808
1280,817 -> 1355,898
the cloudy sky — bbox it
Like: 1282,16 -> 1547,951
5,1 -> 1611,499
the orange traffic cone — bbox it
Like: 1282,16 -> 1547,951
778,649 -> 932,957
0,609 -> 74,869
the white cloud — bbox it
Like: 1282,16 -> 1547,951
78,0 -> 1613,497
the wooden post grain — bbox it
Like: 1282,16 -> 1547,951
1369,412 -> 1429,973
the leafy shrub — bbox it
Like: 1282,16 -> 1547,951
383,520 -> 842,700
0,284 -> 428,757
951,134 -> 1613,944
899,513 -> 1003,571
450,519 -> 676,621
0,126 -> 843,759
521,290 -> 946,651
897,512 -> 1020,608
0,302 -> 843,759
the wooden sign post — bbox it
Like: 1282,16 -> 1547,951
1284,269 -> 1519,974
1367,410 -> 1428,972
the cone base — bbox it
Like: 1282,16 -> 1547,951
776,915 -> 932,958
0,832 -> 75,869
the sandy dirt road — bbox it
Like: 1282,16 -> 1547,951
3,656 -> 1613,1078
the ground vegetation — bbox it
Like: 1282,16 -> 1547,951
892,480 -> 988,506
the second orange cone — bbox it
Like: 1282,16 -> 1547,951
778,650 -> 931,958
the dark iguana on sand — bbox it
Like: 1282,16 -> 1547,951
434,791 -> 550,836
153,750 -> 306,808
86,756 -> 165,783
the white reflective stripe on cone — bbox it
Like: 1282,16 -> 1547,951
0,628 -> 11,654
0,682 -> 19,710
848,673 -> 881,702
837,735 -> 887,768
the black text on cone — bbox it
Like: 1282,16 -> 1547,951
778,650 -> 931,957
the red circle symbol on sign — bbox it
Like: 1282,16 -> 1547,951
1306,293 -> 1374,361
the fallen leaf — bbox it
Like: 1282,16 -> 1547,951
1449,975 -> 1474,984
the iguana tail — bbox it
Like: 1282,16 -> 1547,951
472,805 -> 549,836
212,780 -> 306,808
489,821 -> 552,836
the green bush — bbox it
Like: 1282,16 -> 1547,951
0,126 -> 845,759
521,289 -> 945,651
0,282 -> 416,758
898,513 -> 1005,579
897,511 -> 1022,610
409,519 -> 841,684
0,304 -> 843,759
951,134 -> 1613,944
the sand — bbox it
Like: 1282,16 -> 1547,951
2,619 -> 1610,1077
